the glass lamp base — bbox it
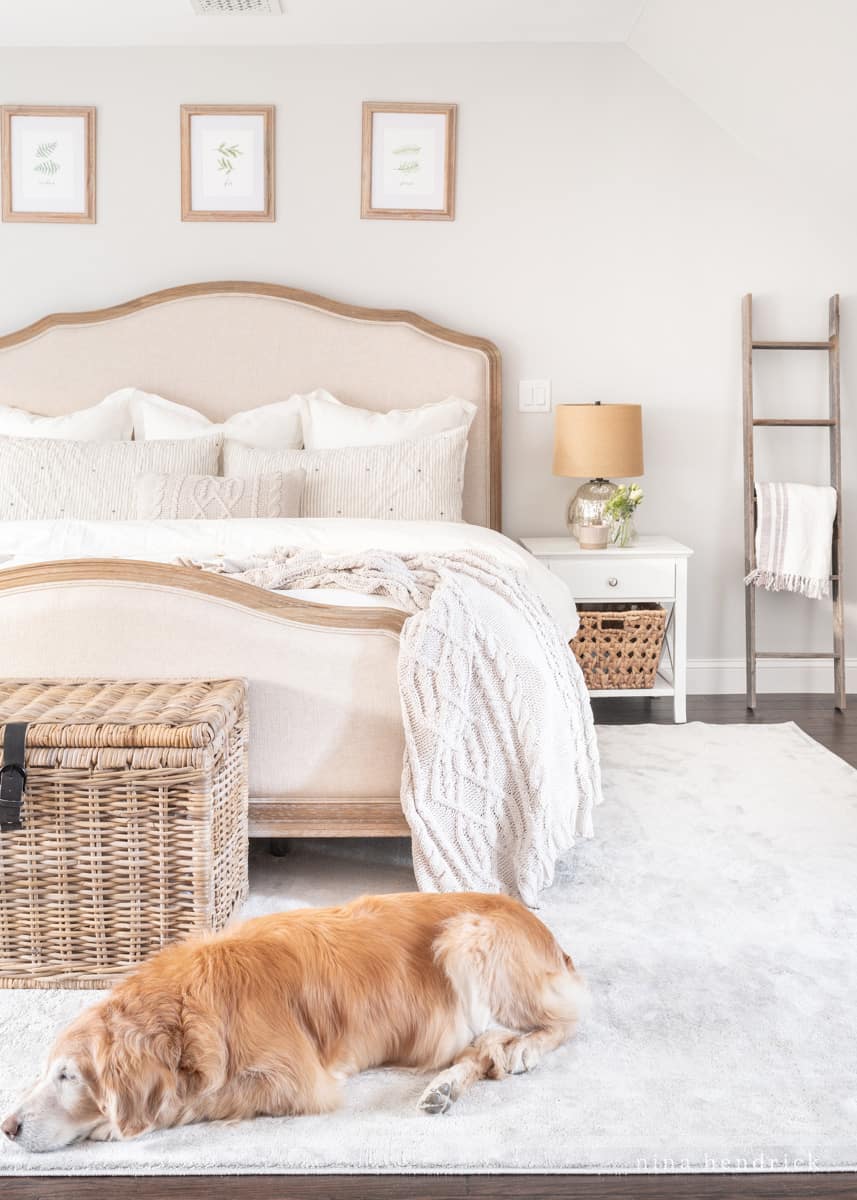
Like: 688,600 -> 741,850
567,478 -> 618,538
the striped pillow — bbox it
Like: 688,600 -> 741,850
0,435 -> 221,520
224,427 -> 467,521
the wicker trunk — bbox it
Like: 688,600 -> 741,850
0,679 -> 249,989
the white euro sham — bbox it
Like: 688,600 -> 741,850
130,388 -> 304,449
299,387 -> 477,450
0,390 -> 133,442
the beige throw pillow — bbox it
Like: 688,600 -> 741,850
224,426 -> 468,521
136,471 -> 305,520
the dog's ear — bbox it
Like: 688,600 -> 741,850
94,997 -> 183,1139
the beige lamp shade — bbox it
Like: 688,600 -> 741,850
553,403 -> 643,478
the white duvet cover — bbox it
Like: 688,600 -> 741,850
0,518 -> 578,640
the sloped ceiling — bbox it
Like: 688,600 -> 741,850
628,0 -> 857,192
1,0 -> 853,202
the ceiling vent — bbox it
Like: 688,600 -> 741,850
190,0 -> 283,14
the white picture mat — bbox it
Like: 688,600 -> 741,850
189,113 -> 266,213
370,111 -> 448,211
10,114 -> 87,214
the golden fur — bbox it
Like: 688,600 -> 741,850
2,892 -> 587,1151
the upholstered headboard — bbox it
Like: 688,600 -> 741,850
0,282 -> 501,528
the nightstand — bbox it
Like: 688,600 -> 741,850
521,535 -> 693,723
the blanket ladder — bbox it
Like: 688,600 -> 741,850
741,293 -> 845,712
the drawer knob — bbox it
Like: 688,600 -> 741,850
607,576 -> 618,588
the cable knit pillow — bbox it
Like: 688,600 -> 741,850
299,388 -> 477,450
136,471 -> 305,520
0,390 -> 133,442
0,435 -> 220,520
224,426 -> 468,521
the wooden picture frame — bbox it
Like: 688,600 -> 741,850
361,102 -> 456,221
1,106 -> 95,224
180,104 -> 275,222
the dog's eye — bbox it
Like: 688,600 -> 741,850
58,1070 -> 69,1082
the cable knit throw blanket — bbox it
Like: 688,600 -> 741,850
186,547 -> 602,905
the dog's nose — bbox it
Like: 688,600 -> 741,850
1,1114 -> 20,1140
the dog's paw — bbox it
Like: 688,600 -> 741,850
418,1077 -> 458,1115
88,1122 -> 118,1142
505,1040 -> 539,1076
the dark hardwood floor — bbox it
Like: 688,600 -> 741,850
4,695 -> 854,1200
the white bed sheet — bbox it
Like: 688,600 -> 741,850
0,518 -> 578,639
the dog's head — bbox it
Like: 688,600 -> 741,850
2,994 -> 185,1153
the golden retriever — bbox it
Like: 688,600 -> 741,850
1,892 -> 587,1152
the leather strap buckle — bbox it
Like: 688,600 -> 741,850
0,722 -> 27,832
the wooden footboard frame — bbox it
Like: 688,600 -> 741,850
0,559 -> 412,838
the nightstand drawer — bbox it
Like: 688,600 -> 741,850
549,557 -> 676,600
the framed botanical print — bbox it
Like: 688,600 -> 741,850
181,105 -> 275,222
1,106 -> 96,223
361,102 -> 456,221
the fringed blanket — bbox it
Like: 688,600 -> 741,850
186,547 -> 602,905
745,481 -> 837,600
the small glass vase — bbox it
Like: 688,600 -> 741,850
611,515 -> 636,548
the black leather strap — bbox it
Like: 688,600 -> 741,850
0,722 -> 27,832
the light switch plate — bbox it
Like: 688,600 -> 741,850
518,379 -> 552,413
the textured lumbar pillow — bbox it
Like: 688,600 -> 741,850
136,471 -> 305,521
0,390 -> 133,442
129,388 -> 304,449
0,435 -> 221,520
299,388 -> 477,450
224,426 -> 468,521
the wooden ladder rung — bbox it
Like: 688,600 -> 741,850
751,340 -> 831,350
755,651 -> 836,660
752,418 -> 836,427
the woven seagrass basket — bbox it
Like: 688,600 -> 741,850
0,679 -> 249,989
571,603 -> 668,690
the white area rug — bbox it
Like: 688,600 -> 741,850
1,722 -> 856,1177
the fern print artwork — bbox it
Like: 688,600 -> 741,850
19,129 -> 75,202
9,110 -> 92,217
382,128 -> 437,197
199,128 -> 256,201
32,141 -> 60,179
215,141 -> 243,187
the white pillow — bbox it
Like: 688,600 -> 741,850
130,388 -> 304,449
0,390 -> 133,442
299,388 -> 477,450
0,434 -> 221,520
224,427 -> 468,522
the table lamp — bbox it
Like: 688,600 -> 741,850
553,402 -> 644,537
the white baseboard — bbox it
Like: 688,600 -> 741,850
688,657 -> 856,695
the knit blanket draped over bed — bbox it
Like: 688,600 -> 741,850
188,547 -> 602,905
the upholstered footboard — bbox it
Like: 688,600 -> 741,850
0,560 -> 411,837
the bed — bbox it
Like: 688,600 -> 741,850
0,281 -> 580,842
